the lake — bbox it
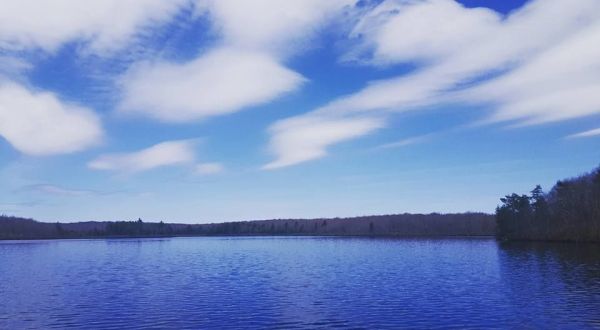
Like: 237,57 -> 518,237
1,237 -> 599,329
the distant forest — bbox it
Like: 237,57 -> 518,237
0,213 -> 495,240
496,165 -> 600,242
4,166 -> 599,242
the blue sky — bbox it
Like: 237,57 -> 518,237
0,0 -> 598,223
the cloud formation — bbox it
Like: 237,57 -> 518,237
264,115 -> 384,170
119,48 -> 305,122
1,0 -> 597,171
0,82 -> 103,156
350,0 -> 499,65
1,0 -> 357,160
198,0 -> 355,55
0,0 -> 187,54
338,0 -> 600,116
0,0 -> 193,157
265,0 -> 600,168
461,20 -> 600,125
117,0 -> 354,123
88,140 -> 196,173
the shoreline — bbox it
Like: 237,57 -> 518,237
2,234 -> 599,244
0,234 -> 498,242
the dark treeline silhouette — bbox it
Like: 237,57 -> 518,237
496,165 -> 600,242
196,213 -> 494,237
0,216 -> 179,239
0,213 -> 494,240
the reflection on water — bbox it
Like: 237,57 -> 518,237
496,241 -> 600,329
0,237 -> 599,329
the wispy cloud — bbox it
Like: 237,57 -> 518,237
0,56 -> 32,78
376,133 -> 434,150
195,162 -> 224,175
88,140 -> 197,174
20,184 -> 101,197
265,0 -> 600,168
0,0 -> 188,54
263,115 -> 384,170
566,128 -> 600,139
460,20 -> 600,126
198,0 -> 355,56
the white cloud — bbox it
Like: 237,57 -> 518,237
350,0 -> 500,65
0,82 -> 103,156
195,162 -> 224,175
88,140 -> 196,173
19,183 -> 124,197
117,0 -> 356,123
198,0 -> 355,56
264,115 -> 384,170
23,184 -> 96,197
0,0 -> 188,54
460,21 -> 600,125
119,47 -> 305,122
358,0 -> 599,67
265,0 -> 600,168
0,1 -> 190,157
337,0 -> 600,115
567,128 -> 600,139
2,0 -> 360,161
377,134 -> 434,149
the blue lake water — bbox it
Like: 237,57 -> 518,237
1,237 -> 599,329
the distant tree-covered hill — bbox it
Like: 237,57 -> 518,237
496,165 -> 600,242
0,213 -> 495,240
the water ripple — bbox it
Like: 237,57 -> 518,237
0,237 -> 599,329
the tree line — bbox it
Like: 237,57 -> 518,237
496,165 -> 600,242
0,217 -> 178,239
0,213 -> 495,240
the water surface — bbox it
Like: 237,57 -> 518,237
1,237 -> 599,329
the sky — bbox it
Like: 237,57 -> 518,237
0,0 -> 599,223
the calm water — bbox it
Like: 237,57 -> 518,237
1,237 -> 599,329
